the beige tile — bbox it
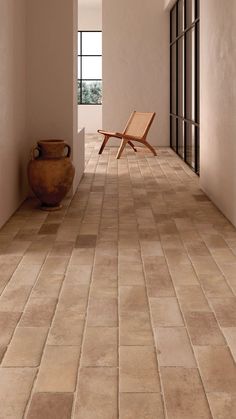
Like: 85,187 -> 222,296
176,285 -> 210,312
87,296 -> 117,327
119,346 -> 160,393
119,263 -> 145,286
35,345 -> 80,392
65,264 -> 92,285
192,256 -> 221,275
70,248 -> 95,265
40,256 -> 69,275
146,268 -> 175,297
20,297 -> 57,327
169,264 -> 199,286
81,327 -> 117,366
119,393 -> 164,419
210,297 -> 236,327
198,273 -> 233,297
155,327 -> 196,367
120,286 -> 148,313
47,310 -> 84,345
161,367 -> 212,419
120,311 -> 154,346
184,311 -> 225,346
195,345 -> 236,392
222,327 -> 236,361
0,284 -> 32,312
75,367 -> 117,419
57,283 -> 89,313
3,327 -> 48,367
207,393 -> 236,419
0,368 -> 36,419
27,393 -> 73,419
0,311 -> 21,345
150,297 -> 184,327
32,274 -> 64,298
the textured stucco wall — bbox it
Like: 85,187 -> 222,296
0,0 -> 28,228
200,0 -> 236,226
103,0 -> 169,146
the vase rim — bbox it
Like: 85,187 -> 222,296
38,139 -> 65,144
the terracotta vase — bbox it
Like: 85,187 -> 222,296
28,139 -> 75,210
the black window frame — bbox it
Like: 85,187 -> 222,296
170,0 -> 200,174
77,30 -> 102,105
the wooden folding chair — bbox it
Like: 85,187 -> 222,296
98,111 -> 157,159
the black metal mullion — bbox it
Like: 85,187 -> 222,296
176,2 -> 179,155
183,0 -> 187,163
80,31 -> 82,104
170,8 -> 172,148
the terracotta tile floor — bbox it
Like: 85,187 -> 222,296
0,135 -> 236,418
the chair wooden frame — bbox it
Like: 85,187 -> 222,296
98,111 -> 157,159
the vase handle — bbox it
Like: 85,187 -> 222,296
30,145 -> 41,160
64,144 -> 72,157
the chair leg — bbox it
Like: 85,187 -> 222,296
128,141 -> 137,152
98,135 -> 110,155
144,141 -> 157,156
116,139 -> 128,159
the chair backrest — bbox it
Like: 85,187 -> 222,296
123,111 -> 156,139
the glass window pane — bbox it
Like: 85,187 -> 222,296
77,32 -> 81,55
178,0 -> 184,35
196,0 -> 200,19
81,81 -> 102,104
186,0 -> 195,27
82,56 -> 102,79
171,117 -> 177,151
196,126 -> 200,173
171,44 -> 176,114
77,57 -> 81,79
186,123 -> 195,169
178,37 -> 184,117
186,28 -> 195,121
77,80 -> 81,105
178,119 -> 184,159
171,6 -> 177,42
82,32 -> 102,55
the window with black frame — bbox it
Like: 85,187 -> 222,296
78,31 -> 102,105
170,0 -> 200,174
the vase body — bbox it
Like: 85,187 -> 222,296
28,139 -> 75,210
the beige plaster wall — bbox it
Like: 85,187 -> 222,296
102,0 -> 169,146
0,0 -> 28,228
0,0 -> 83,228
26,0 -> 82,193
200,0 -> 236,226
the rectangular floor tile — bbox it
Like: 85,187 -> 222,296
155,327 -> 196,367
120,311 -> 154,346
149,297 -> 184,327
119,393 -> 164,419
35,345 -> 80,392
195,345 -> 236,393
184,311 -> 225,346
161,367 -> 212,419
119,346 -> 160,393
0,368 -> 36,419
27,393 -> 73,419
81,327 -> 117,367
75,367 -> 117,419
3,327 -> 48,367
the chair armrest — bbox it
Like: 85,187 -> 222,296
97,129 -> 122,138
